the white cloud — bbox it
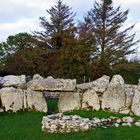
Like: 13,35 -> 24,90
0,18 -> 39,42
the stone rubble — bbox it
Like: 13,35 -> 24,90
42,113 -> 119,133
42,114 -> 140,133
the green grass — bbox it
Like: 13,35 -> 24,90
47,99 -> 58,114
1,100 -> 140,140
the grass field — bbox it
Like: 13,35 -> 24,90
1,100 -> 140,140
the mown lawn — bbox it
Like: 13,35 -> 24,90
0,100 -> 140,140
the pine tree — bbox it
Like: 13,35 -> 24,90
84,0 -> 140,78
34,0 -> 75,50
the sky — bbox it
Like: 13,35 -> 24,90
0,0 -> 140,58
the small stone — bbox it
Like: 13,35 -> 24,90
122,123 -> 132,127
135,122 -> 140,127
114,123 -> 119,127
122,116 -> 133,123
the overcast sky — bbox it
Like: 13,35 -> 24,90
0,0 -> 140,56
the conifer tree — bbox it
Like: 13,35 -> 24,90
82,0 -> 140,78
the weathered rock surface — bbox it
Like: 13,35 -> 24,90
81,89 -> 100,111
77,75 -> 110,93
58,92 -> 81,112
24,90 -> 47,113
131,88 -> 140,116
0,87 -> 24,112
28,77 -> 76,91
124,84 -> 137,109
91,75 -> 110,93
138,79 -> 140,90
33,74 -> 43,80
0,87 -> 47,112
3,75 -> 26,87
0,77 -> 4,85
102,75 -> 126,113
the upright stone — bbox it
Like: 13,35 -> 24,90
58,92 -> 81,112
24,90 -> 48,113
102,75 -> 126,113
82,89 -> 100,111
124,84 -> 137,109
131,88 -> 140,116
0,87 -> 24,112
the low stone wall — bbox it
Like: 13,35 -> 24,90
42,113 -> 140,133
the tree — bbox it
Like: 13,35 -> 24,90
34,0 -> 75,50
83,0 -> 140,78
0,33 -> 50,76
34,0 -> 92,82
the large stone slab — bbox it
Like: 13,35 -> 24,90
24,90 -> 47,113
3,75 -> 26,87
81,89 -> 100,111
102,75 -> 126,113
77,75 -> 110,93
58,92 -> 81,112
131,88 -> 140,116
0,87 -> 24,112
28,76 -> 76,91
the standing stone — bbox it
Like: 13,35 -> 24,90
82,89 -> 100,111
3,75 -> 26,87
0,87 -> 24,112
102,75 -> 126,113
24,90 -> 48,113
28,77 -> 76,91
131,88 -> 140,116
58,92 -> 81,112
124,84 -> 137,110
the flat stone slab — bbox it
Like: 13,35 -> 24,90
28,77 -> 76,91
3,75 -> 26,87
